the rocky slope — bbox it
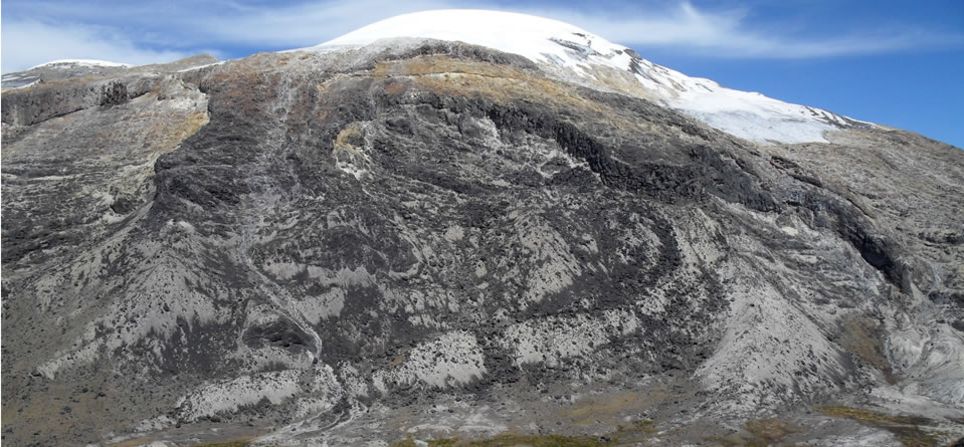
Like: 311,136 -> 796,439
2,11 -> 963,447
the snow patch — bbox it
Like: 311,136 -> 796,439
27,59 -> 131,70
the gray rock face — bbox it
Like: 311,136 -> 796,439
2,43 -> 963,446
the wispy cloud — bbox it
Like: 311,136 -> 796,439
2,0 -> 961,73
1,20 -> 189,73
540,2 -> 962,58
195,0 -> 452,48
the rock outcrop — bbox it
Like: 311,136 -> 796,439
2,38 -> 962,446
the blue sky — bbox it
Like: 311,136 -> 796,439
3,0 -> 963,147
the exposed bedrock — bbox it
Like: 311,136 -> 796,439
2,44 -> 962,446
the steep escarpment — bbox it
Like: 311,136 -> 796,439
2,40 -> 962,446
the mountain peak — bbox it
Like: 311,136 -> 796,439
311,9 -> 861,144
321,10 -> 610,67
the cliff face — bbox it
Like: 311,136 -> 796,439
2,42 -> 962,446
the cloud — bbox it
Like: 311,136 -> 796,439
1,20 -> 189,73
195,0 -> 452,48
2,0 -> 961,73
540,2 -> 962,58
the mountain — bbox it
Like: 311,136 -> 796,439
314,10 -> 860,144
2,9 -> 963,447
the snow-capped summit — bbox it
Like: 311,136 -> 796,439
312,9 -> 858,144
